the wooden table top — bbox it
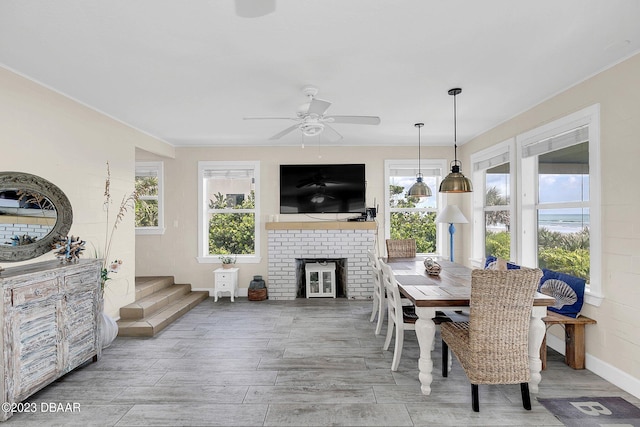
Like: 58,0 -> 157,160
385,257 -> 556,308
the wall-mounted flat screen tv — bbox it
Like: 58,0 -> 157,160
280,164 -> 366,214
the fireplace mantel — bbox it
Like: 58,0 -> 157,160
265,221 -> 376,231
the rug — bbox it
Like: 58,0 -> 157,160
538,396 -> 640,427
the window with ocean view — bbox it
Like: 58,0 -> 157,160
537,142 -> 590,280
518,104 -> 601,302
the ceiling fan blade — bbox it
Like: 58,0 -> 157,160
325,115 -> 381,125
269,124 -> 300,140
307,98 -> 332,116
322,124 -> 343,142
244,117 -> 297,120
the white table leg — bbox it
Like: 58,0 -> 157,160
414,306 -> 438,395
528,306 -> 547,393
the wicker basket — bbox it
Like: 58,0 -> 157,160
248,288 -> 267,301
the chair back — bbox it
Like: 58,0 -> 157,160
385,239 -> 416,258
468,268 -> 543,383
367,249 -> 383,298
379,260 -> 403,328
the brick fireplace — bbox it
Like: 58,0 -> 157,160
266,221 -> 377,300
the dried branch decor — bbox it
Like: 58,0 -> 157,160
101,162 -> 137,290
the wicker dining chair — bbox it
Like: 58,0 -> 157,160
440,268 -> 543,412
367,249 -> 386,335
385,239 -> 416,258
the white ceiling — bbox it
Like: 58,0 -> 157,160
1,0 -> 639,148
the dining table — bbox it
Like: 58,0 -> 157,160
386,257 -> 556,396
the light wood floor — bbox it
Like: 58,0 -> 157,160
9,298 -> 639,426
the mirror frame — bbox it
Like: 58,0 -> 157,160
0,172 -> 73,262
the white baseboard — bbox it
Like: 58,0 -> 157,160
546,333 -> 640,399
191,288 -> 249,297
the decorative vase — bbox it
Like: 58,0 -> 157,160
248,275 -> 267,301
249,275 -> 266,289
222,263 -> 234,269
100,311 -> 119,349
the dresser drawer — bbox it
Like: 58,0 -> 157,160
65,270 -> 98,287
216,281 -> 233,291
12,279 -> 59,306
215,272 -> 236,281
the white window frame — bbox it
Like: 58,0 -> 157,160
470,138 -> 516,267
516,104 -> 602,306
384,159 -> 448,257
197,160 -> 261,264
135,161 -> 165,235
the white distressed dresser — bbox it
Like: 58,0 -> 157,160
0,259 -> 102,421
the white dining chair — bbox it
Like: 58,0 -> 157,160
379,259 -> 416,371
367,249 -> 385,335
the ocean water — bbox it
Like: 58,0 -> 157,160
539,214 -> 589,234
487,214 -> 589,234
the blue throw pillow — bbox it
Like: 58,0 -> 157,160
538,269 -> 586,318
484,255 -> 521,270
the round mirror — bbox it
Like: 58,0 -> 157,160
0,172 -> 72,262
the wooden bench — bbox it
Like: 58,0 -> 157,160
541,310 -> 596,370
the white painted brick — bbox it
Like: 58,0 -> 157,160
267,227 -> 376,301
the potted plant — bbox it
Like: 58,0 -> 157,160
219,255 -> 236,269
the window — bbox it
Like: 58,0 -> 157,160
517,104 -> 601,304
537,141 -> 590,279
384,160 -> 446,255
135,162 -> 164,235
471,140 -> 515,265
197,161 -> 261,263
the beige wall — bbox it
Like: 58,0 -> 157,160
0,67 -> 172,317
459,53 -> 640,388
135,144 -> 452,292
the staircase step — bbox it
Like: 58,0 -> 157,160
117,291 -> 209,337
119,283 -> 192,320
134,276 -> 175,300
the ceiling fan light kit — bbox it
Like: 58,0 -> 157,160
408,123 -> 432,198
439,88 -> 473,193
244,85 -> 380,142
300,122 -> 324,137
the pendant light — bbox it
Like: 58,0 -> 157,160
408,122 -> 432,197
439,88 -> 473,193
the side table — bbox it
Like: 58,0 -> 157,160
214,267 -> 239,302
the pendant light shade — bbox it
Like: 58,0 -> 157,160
408,174 -> 431,197
408,123 -> 432,197
439,88 -> 473,193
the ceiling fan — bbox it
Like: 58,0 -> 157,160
243,86 -> 381,142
